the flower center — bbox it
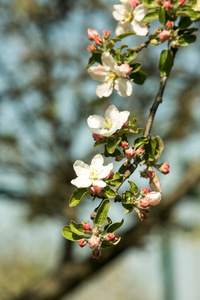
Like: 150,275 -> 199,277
101,117 -> 112,130
123,11 -> 133,22
90,168 -> 99,180
108,72 -> 117,82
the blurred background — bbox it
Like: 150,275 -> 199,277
0,1 -> 200,300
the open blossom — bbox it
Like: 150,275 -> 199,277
71,154 -> 113,188
87,105 -> 130,137
193,0 -> 200,11
88,52 -> 133,98
113,0 -> 148,36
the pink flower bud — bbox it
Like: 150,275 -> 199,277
121,141 -> 129,148
124,159 -> 131,166
87,29 -> 99,40
141,188 -> 150,194
159,162 -> 170,174
120,64 -> 132,75
94,36 -> 103,46
149,176 -> 162,193
78,239 -> 87,248
179,0 -> 184,4
105,170 -> 114,180
103,30 -> 111,39
83,223 -> 92,231
163,1 -> 171,9
129,0 -> 139,7
147,170 -> 155,179
107,233 -> 115,241
166,21 -> 174,28
136,148 -> 145,156
159,30 -> 170,42
88,235 -> 101,249
92,133 -> 103,141
125,147 -> 136,159
91,185 -> 102,196
157,0 -> 163,3
123,119 -> 129,127
92,249 -> 101,259
140,199 -> 149,208
87,44 -> 97,52
146,192 -> 162,206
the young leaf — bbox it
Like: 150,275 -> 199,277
159,7 -> 168,25
106,219 -> 124,233
106,137 -> 122,154
129,181 -> 139,195
130,71 -> 148,85
159,49 -> 173,77
94,199 -> 111,227
134,137 -> 148,150
178,34 -> 196,46
142,0 -> 159,7
142,11 -> 159,24
62,225 -> 83,241
123,49 -> 137,64
69,188 -> 91,207
101,237 -> 121,248
70,221 -> 85,236
85,52 -> 102,69
106,172 -> 123,187
154,136 -> 164,161
130,63 -> 141,73
143,138 -> 157,161
102,186 -> 116,198
178,17 -> 193,29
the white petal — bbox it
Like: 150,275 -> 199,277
101,52 -> 118,72
134,4 -> 148,22
91,154 -> 104,170
114,78 -> 133,97
88,128 -> 116,137
99,163 -> 114,179
96,80 -> 113,98
92,180 -> 107,188
71,177 -> 92,188
119,111 -> 130,125
105,105 -> 120,121
73,160 -> 90,177
115,22 -> 131,36
113,5 -> 125,21
131,20 -> 148,36
87,115 -> 105,129
88,65 -> 108,81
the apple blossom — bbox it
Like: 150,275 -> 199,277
88,235 -> 101,249
87,104 -> 130,137
88,52 -> 133,98
193,0 -> 200,11
125,147 -> 136,159
71,154 -> 113,188
146,192 -> 162,206
163,1 -> 171,9
113,0 -> 148,36
159,30 -> 170,43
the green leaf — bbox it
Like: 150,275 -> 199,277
104,145 -> 121,158
130,63 -> 141,73
121,190 -> 134,210
85,52 -> 102,69
101,237 -> 121,248
142,0 -> 159,7
123,49 -> 137,64
69,188 -> 91,207
106,40 -> 115,50
62,225 -> 83,241
142,11 -> 159,24
70,221 -> 85,236
106,172 -> 123,187
134,137 -> 148,150
159,7 -> 168,25
117,31 -> 136,39
118,164 -> 130,174
143,138 -> 157,161
118,127 -> 143,136
128,181 -> 139,195
106,137 -> 122,154
94,199 -> 111,227
106,219 -> 124,233
102,186 -> 116,198
159,49 -> 173,77
178,17 -> 193,29
130,71 -> 148,85
177,8 -> 198,18
178,34 -> 196,46
114,49 -> 122,63
154,136 -> 164,161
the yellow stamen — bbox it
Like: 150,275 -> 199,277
101,117 -> 112,130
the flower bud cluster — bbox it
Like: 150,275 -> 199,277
87,28 -> 111,52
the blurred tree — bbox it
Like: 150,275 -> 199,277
0,0 -> 200,300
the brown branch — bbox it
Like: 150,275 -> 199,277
13,161 -> 200,300
131,40 -> 150,53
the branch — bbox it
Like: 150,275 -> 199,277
13,161 -> 200,300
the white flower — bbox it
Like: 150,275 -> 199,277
87,105 -> 130,137
113,0 -> 148,36
88,51 -> 133,98
193,0 -> 200,11
71,154 -> 113,188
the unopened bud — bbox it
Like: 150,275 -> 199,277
107,233 -> 115,241
88,235 -> 101,249
83,223 -> 92,231
92,133 -> 103,141
123,119 -> 129,127
124,159 -> 131,166
171,40 -> 179,48
147,170 -> 155,179
103,30 -> 111,39
149,176 -> 162,193
129,0 -> 139,7
179,0 -> 185,4
91,185 -> 102,196
140,199 -> 149,208
87,44 -> 97,52
136,148 -> 145,156
105,170 -> 114,180
159,30 -> 170,42
121,141 -> 129,148
150,39 -> 159,46
166,21 -> 174,28
94,36 -> 103,46
78,239 -> 87,248
159,162 -> 170,174
125,147 -> 136,159
92,249 -> 101,259
87,29 -> 99,40
120,63 -> 132,75
163,1 -> 172,9
146,192 -> 162,206
141,188 -> 150,194
140,212 -> 148,220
